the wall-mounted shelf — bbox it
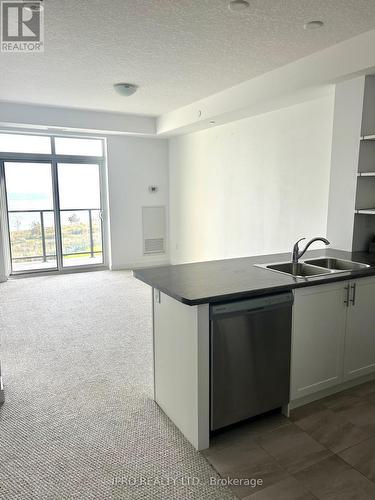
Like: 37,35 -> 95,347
361,135 -> 375,141
356,209 -> 375,215
357,172 -> 375,177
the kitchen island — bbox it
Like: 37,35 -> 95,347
134,249 -> 375,450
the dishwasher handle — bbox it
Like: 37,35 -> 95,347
210,292 -> 294,319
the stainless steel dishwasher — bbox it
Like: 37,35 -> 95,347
210,292 -> 293,431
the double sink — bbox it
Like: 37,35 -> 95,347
257,257 -> 370,279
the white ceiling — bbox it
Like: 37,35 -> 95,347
1,0 -> 375,116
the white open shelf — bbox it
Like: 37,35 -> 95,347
361,135 -> 375,141
358,172 -> 375,177
356,208 -> 375,214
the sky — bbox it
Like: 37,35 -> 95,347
5,163 -> 101,230
5,163 -> 101,210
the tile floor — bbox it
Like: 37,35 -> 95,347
202,379 -> 375,499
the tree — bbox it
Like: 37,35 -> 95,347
31,221 -> 41,238
68,213 -> 79,224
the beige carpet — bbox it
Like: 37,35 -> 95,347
0,270 -> 235,500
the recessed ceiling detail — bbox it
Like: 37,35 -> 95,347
0,0 -> 375,116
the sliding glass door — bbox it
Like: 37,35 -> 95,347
57,163 -> 103,267
0,133 -> 106,274
4,162 -> 57,272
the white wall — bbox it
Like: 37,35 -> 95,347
106,135 -> 169,269
169,95 -> 334,264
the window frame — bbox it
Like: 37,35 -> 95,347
0,132 -> 108,276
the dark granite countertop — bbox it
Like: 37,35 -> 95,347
133,249 -> 375,306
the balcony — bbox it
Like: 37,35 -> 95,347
8,208 -> 103,272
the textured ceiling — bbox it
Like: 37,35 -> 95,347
1,0 -> 375,116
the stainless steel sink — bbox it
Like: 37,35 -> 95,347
258,262 -> 334,278
304,257 -> 370,271
256,256 -> 371,279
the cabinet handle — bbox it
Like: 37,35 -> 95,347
344,285 -> 350,307
350,283 -> 356,306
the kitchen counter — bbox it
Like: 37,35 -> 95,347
134,248 -> 375,305
134,248 -> 375,452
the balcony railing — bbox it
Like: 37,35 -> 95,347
8,208 -> 103,265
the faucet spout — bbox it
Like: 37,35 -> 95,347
292,237 -> 330,263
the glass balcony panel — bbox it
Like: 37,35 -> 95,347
91,210 -> 103,261
61,210 -> 90,255
43,211 -> 57,258
60,210 -> 103,267
8,211 -> 57,272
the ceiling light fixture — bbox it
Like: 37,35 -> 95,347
228,0 -> 250,12
114,83 -> 138,97
26,1 -> 43,12
209,121 -> 216,125
303,20 -> 324,30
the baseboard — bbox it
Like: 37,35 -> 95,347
290,372 -> 375,409
10,265 -> 109,279
0,375 -> 4,405
111,259 -> 170,271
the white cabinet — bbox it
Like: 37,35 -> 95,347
291,282 -> 348,400
344,276 -> 375,381
153,290 -> 210,450
291,276 -> 375,402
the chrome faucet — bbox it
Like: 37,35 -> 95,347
292,237 -> 330,263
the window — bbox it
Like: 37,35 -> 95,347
0,133 -> 51,154
54,137 -> 103,156
0,133 -> 106,274
5,162 -> 54,211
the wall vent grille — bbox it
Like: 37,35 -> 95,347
144,238 -> 165,254
142,206 -> 166,255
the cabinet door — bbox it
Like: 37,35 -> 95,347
291,282 -> 348,401
344,276 -> 375,381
